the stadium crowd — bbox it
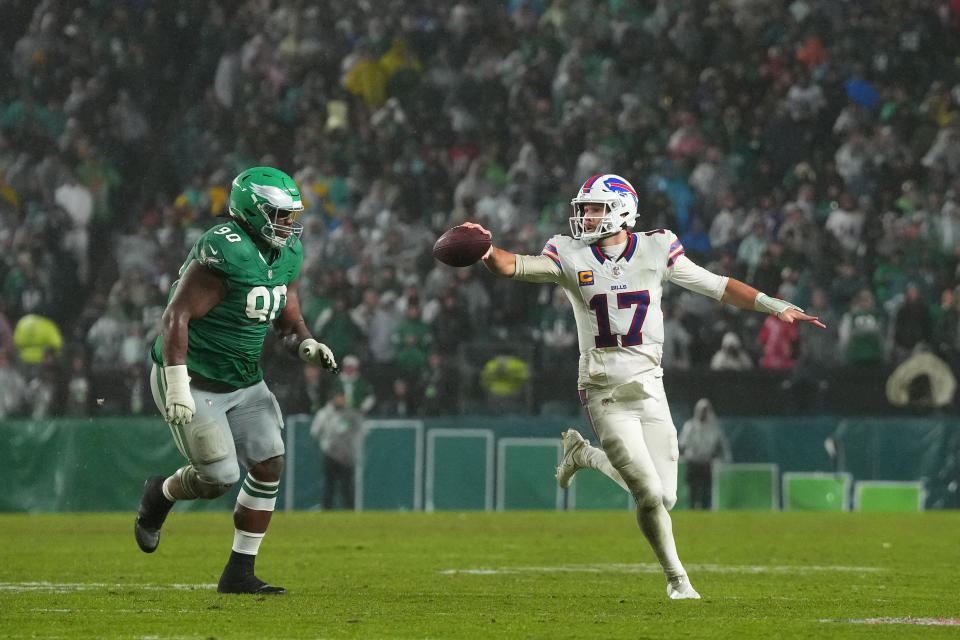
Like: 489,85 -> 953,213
1,0 -> 960,419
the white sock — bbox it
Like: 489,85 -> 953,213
579,444 -> 631,493
636,503 -> 685,579
232,529 -> 265,555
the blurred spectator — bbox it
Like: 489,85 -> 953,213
63,353 -> 90,416
758,310 -> 800,371
331,355 -> 376,414
0,300 -> 14,358
378,377 -> 416,418
12,313 -> 62,365
710,332 -> 754,371
431,290 -> 472,355
932,286 -> 960,363
824,192 -> 865,254
480,353 -> 530,413
891,283 -> 934,362
662,300 -> 692,370
0,351 -> 26,418
26,352 -> 58,419
314,297 -> 363,364
419,352 -> 459,416
391,304 -> 432,379
679,398 -> 731,511
838,289 -> 888,366
309,391 -> 365,511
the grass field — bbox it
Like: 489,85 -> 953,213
2,510 -> 959,639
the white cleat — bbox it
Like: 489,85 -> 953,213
667,573 -> 701,600
556,428 -> 587,489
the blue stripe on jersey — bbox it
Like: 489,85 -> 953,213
624,233 -> 637,261
590,245 -> 606,264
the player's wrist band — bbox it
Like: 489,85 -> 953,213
163,364 -> 191,394
754,292 -> 801,317
298,338 -> 319,362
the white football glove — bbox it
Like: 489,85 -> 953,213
299,338 -> 339,372
163,364 -> 195,426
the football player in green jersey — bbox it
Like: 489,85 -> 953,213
135,167 -> 339,594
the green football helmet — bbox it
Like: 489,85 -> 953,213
228,167 -> 304,249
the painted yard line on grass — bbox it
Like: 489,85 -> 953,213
441,563 -> 881,575
0,582 -> 216,593
822,617 -> 960,626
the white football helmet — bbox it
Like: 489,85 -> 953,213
569,174 -> 639,243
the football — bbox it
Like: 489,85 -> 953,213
432,225 -> 491,267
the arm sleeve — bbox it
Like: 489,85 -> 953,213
667,254 -> 728,300
512,254 -> 562,283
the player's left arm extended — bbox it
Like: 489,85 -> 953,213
668,254 -> 825,328
275,277 -> 340,372
720,278 -> 826,328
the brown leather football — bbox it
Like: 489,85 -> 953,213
432,225 -> 491,267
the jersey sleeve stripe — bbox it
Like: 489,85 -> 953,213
624,233 -> 638,260
669,239 -> 682,252
667,246 -> 685,267
545,254 -> 562,269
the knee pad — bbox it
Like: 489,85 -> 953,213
185,421 -> 232,464
662,492 -> 677,511
178,465 -> 235,500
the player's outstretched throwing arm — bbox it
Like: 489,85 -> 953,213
275,277 -> 340,373
462,222 -> 562,283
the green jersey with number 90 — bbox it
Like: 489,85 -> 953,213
151,220 -> 303,388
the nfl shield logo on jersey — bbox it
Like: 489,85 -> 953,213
612,265 -> 623,277
267,269 -> 273,280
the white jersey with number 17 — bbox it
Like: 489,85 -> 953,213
515,230 -> 728,391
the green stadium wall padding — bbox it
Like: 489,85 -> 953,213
1,415 -> 958,512
854,481 -> 926,512
713,463 -> 779,510
356,420 -> 423,511
426,429 -> 494,511
782,472 -> 852,511
496,438 -> 563,510
566,469 -> 632,510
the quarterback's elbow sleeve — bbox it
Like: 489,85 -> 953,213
512,254 -> 562,283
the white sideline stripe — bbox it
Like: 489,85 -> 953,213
0,582 -> 216,593
440,563 -> 881,575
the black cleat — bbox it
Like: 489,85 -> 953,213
217,551 -> 286,594
216,575 -> 287,595
134,475 -> 174,553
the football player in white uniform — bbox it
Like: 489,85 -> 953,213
465,173 -> 824,600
